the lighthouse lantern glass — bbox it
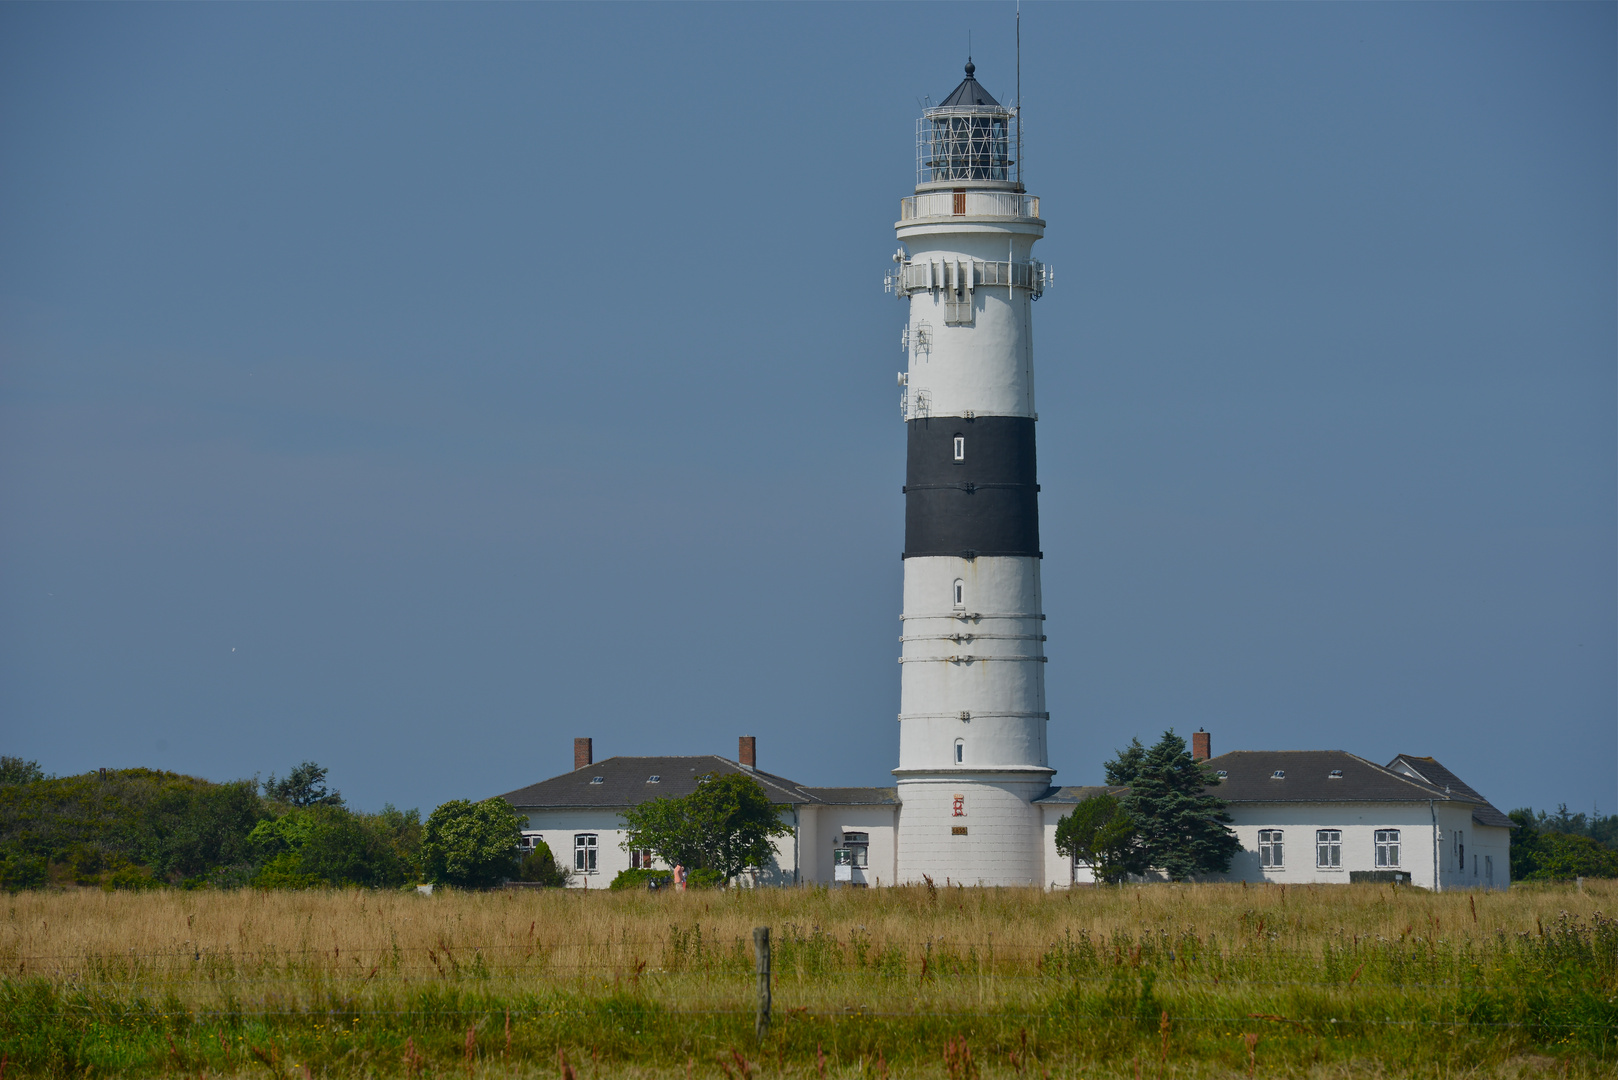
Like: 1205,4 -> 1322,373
920,109 -> 1013,183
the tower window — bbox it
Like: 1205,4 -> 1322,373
953,579 -> 964,608
953,436 -> 965,461
954,739 -> 964,764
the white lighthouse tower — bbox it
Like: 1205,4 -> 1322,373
889,61 -> 1053,886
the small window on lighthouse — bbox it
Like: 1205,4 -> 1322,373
952,579 -> 964,608
954,740 -> 964,764
953,435 -> 965,462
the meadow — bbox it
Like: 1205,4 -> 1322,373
1,880 -> 1614,1078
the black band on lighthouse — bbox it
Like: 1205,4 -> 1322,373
904,415 -> 1039,558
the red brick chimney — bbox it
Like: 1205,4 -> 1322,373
738,736 -> 756,769
574,737 -> 592,771
1192,729 -> 1211,762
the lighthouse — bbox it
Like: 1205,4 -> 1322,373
889,61 -> 1053,886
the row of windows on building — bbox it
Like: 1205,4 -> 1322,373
1256,829 -> 1406,869
520,832 -> 653,873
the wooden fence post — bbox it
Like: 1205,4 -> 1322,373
753,926 -> 771,1043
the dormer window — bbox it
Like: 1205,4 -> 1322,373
1271,770 -> 1286,779
953,435 -> 965,462
589,776 -> 604,785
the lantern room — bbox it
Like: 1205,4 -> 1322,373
916,61 -> 1019,189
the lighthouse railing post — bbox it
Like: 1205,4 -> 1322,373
753,926 -> 771,1044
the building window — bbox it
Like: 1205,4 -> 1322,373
573,833 -> 597,872
520,832 -> 544,851
629,848 -> 655,870
1457,828 -> 1465,871
1375,829 -> 1401,868
953,579 -> 964,608
647,775 -> 661,783
953,435 -> 965,462
843,832 -> 869,867
954,739 -> 964,764
1316,830 -> 1341,868
1485,855 -> 1493,884
1258,830 -> 1284,868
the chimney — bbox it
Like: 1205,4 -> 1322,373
738,736 -> 756,769
1192,729 -> 1211,762
574,737 -> 593,771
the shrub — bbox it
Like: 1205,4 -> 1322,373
687,867 -> 725,889
609,867 -> 670,891
518,841 -> 570,886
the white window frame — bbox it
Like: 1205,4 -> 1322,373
1258,829 -> 1284,868
574,833 -> 598,872
629,848 -> 655,870
1375,829 -> 1400,868
953,435 -> 965,462
954,738 -> 964,764
1315,830 -> 1342,869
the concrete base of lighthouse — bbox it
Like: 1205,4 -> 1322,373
893,771 -> 1055,886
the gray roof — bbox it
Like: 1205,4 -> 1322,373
497,756 -> 821,809
1035,785 -> 1129,805
804,787 -> 899,806
938,62 -> 1003,110
1386,755 -> 1513,828
1204,750 -> 1510,827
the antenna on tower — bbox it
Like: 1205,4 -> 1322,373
1016,0 -> 1023,188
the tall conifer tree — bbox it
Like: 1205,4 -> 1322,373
1105,731 -> 1240,880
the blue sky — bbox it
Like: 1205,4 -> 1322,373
2,2 -> 1612,817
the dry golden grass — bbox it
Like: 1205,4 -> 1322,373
6,878 -> 1614,977
1,881 -> 1613,1077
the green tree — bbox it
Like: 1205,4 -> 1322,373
1054,792 -> 1142,884
247,805 -> 410,888
1107,730 -> 1240,881
264,762 -> 344,808
516,840 -> 570,886
420,799 -> 522,888
1104,739 -> 1147,786
620,772 -> 790,883
1509,809 -> 1618,880
0,757 -> 46,785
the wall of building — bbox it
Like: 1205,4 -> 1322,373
894,775 -> 1047,885
1221,803 -> 1442,889
521,808 -> 802,888
1434,803 -> 1511,891
802,805 -> 900,887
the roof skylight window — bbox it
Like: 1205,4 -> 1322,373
1328,769 -> 1343,779
1271,770 -> 1286,779
589,776 -> 604,784
647,775 -> 661,783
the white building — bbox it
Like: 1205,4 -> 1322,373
1203,749 -> 1513,890
493,64 -> 1512,894
498,734 -> 1510,892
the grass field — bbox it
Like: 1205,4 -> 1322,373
2,880 -> 1614,1077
